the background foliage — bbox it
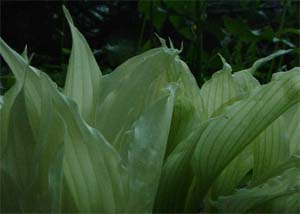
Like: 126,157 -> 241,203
1,0 -> 299,94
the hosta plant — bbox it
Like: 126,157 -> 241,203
0,7 -> 299,213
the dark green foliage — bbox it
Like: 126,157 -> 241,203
1,0 -> 299,94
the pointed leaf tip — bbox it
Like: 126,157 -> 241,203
168,37 -> 174,49
217,53 -> 232,72
180,41 -> 184,52
155,33 -> 167,47
62,5 -> 74,25
21,45 -> 28,62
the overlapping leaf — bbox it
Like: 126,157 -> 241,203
63,6 -> 102,125
1,6 -> 299,214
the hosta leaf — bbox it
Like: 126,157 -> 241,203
249,189 -> 300,212
40,74 -> 127,213
239,49 -> 292,75
128,84 -> 176,212
215,167 -> 300,213
1,87 -> 37,212
193,60 -> 256,210
21,45 -> 28,62
252,116 -> 290,181
95,44 -> 204,211
284,103 -> 300,154
191,68 -> 300,210
95,48 -> 171,151
0,38 -> 42,142
153,129 -> 200,212
63,6 -> 102,125
0,84 -> 19,151
95,46 -> 203,157
0,37 -> 126,213
0,95 -> 3,108
209,145 -> 253,201
200,54 -> 240,118
232,69 -> 260,93
250,154 -> 300,186
1,71 -> 65,212
166,92 -> 200,156
165,57 -> 204,156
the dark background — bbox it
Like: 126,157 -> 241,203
1,0 -> 299,94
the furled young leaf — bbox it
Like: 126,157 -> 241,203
63,6 -> 102,125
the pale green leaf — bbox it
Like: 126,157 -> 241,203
0,37 -> 126,213
95,47 -> 204,156
283,103 -> 300,154
154,130 -> 199,212
252,116 -> 290,181
239,49 -> 292,75
0,38 -> 42,141
209,145 -> 253,201
192,68 -> 300,209
1,73 -> 65,212
250,154 -> 300,186
215,167 -> 300,213
232,70 -> 260,93
63,6 -> 102,125
127,84 -> 176,212
200,55 -> 240,118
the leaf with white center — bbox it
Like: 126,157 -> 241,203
63,6 -> 102,125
